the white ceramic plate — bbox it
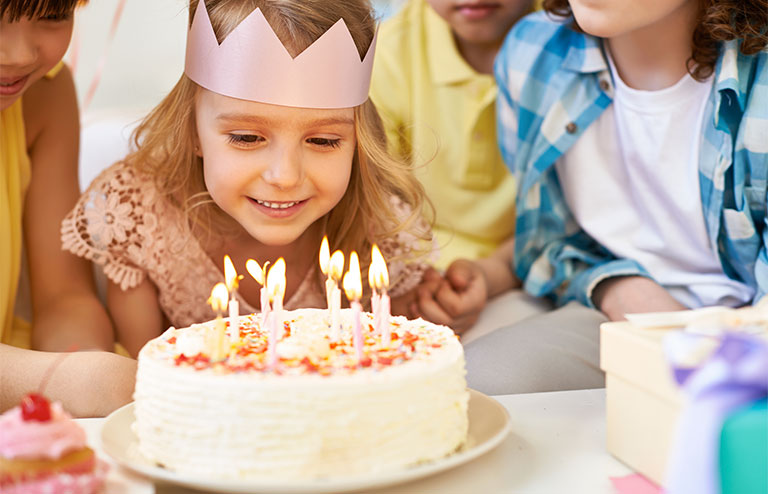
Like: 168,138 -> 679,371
101,389 -> 510,494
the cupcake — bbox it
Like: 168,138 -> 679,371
0,393 -> 107,493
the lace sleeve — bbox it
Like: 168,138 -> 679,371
379,195 -> 437,298
61,162 -> 150,291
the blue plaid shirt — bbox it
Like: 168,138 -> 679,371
496,12 -> 768,308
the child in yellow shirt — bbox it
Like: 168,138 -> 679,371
371,0 -> 535,332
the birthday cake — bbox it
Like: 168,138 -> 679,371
133,308 -> 468,480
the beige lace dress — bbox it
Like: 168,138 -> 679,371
62,162 -> 432,328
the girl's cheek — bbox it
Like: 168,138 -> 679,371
36,24 -> 74,70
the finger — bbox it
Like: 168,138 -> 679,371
434,284 -> 465,317
418,277 -> 442,298
438,283 -> 487,321
416,290 -> 454,327
446,262 -> 473,291
422,267 -> 443,283
409,302 -> 420,319
450,313 -> 480,335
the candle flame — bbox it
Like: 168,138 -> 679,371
319,236 -> 330,275
369,244 -> 389,289
223,255 -> 241,291
329,250 -> 345,281
245,259 -> 267,285
266,258 -> 287,302
208,282 -> 229,313
342,251 -> 362,301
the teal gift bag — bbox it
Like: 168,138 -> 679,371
719,399 -> 768,494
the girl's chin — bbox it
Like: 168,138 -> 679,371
244,228 -> 307,248
573,19 -> 624,39
0,94 -> 23,111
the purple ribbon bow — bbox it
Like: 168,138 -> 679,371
664,332 -> 768,494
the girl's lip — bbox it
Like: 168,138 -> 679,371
248,197 -> 308,218
455,3 -> 500,20
0,74 -> 29,97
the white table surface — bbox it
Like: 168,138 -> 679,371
78,388 -> 633,494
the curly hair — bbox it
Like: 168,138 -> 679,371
542,0 -> 768,81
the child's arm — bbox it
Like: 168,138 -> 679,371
0,344 -> 135,417
592,276 -> 687,321
22,66 -> 114,352
106,278 -> 166,358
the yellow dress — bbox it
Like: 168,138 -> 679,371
0,62 -> 64,348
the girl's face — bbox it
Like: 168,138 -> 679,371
0,10 -> 74,111
568,0 -> 696,39
195,89 -> 355,246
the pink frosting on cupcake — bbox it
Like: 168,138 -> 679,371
0,402 -> 86,460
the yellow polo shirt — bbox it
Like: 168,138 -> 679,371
370,0 -> 516,269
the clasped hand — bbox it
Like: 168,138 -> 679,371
410,260 -> 488,334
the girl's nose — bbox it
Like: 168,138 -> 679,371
0,21 -> 38,69
261,145 -> 304,190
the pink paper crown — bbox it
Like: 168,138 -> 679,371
185,0 -> 377,109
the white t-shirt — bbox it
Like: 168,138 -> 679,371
555,53 -> 754,308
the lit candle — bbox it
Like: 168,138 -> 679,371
223,255 -> 242,344
370,244 -> 391,347
319,236 -> 334,310
207,282 -> 229,361
343,251 -> 364,363
246,259 -> 271,330
266,258 -> 286,369
368,250 -> 381,334
328,250 -> 345,339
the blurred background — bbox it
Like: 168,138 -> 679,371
68,0 -> 405,188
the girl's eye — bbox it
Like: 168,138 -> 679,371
40,12 -> 72,22
307,137 -> 341,149
227,134 -> 264,146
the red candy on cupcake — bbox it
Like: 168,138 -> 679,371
0,393 -> 107,493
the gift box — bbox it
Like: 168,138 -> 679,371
600,321 -> 681,485
601,318 -> 768,493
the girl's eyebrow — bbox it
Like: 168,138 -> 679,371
216,113 -> 353,127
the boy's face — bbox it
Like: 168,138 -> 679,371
195,89 -> 355,247
426,0 -> 530,47
568,0 -> 697,39
0,11 -> 74,110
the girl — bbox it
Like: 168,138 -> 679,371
63,0 -> 438,357
465,0 -> 768,394
0,0 -> 135,416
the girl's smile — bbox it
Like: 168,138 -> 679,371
248,197 -> 309,219
0,74 -> 29,96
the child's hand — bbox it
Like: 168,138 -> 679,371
412,261 -> 488,334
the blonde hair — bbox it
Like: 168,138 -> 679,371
128,0 -> 431,270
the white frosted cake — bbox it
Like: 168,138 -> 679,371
133,308 -> 468,480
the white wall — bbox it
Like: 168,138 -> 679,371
68,0 -> 187,117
